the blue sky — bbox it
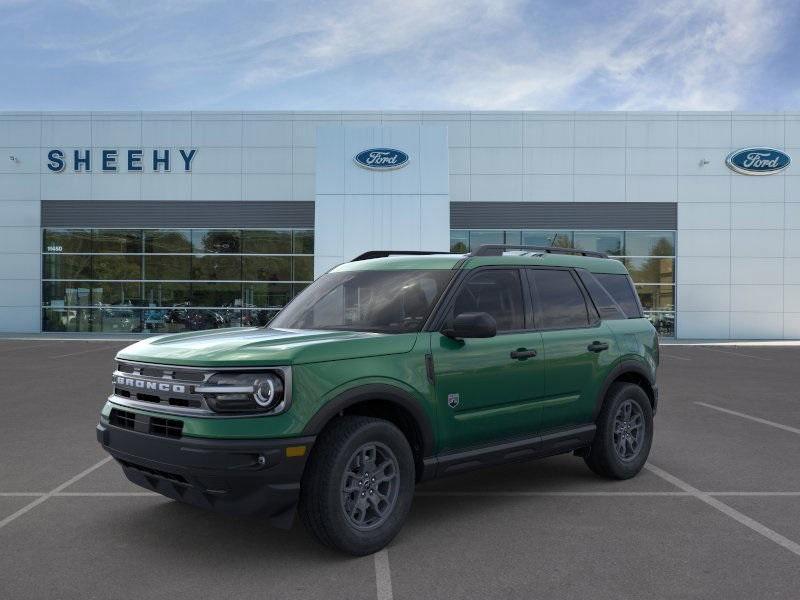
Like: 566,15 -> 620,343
2,0 -> 798,111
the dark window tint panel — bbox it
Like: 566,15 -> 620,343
190,282 -> 243,307
594,273 -> 642,318
92,255 -> 142,280
576,270 -> 626,320
191,255 -> 242,280
625,257 -> 674,284
43,254 -> 92,279
144,255 -> 192,280
450,230 -> 468,253
143,282 -> 192,307
530,269 -> 589,329
636,285 -> 675,312
93,230 -> 142,253
191,229 -> 241,254
144,230 -> 192,253
293,229 -> 314,254
468,230 -> 504,252
243,256 -> 291,281
243,283 -> 293,308
521,230 -> 573,249
293,256 -> 314,281
242,230 -> 292,254
450,269 -> 525,332
43,229 -> 92,253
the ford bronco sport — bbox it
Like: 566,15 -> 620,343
97,245 -> 659,555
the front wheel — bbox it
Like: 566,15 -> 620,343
584,382 -> 653,479
299,416 -> 415,556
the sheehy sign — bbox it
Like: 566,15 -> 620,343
46,149 -> 197,172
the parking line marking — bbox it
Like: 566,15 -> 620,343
0,457 -> 112,531
48,344 -> 123,359
696,402 -> 800,436
374,549 -> 393,600
416,491 -> 691,497
53,492 -> 158,497
646,463 -> 800,558
697,347 -> 771,361
0,493 -> 46,497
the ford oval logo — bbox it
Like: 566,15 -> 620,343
726,147 -> 790,175
354,148 -> 409,170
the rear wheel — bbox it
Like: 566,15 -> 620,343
584,382 -> 653,479
299,416 -> 415,556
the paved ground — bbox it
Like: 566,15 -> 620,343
1,339 -> 799,599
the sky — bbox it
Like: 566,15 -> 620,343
1,0 -> 799,111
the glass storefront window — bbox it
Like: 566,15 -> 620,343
243,230 -> 292,254
42,228 -> 315,334
574,231 -> 624,256
93,230 -> 142,253
192,229 -> 241,253
450,228 -> 676,337
624,232 -> 675,257
144,230 -> 192,253
521,230 -> 573,248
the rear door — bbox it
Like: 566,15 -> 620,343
431,268 -> 545,451
525,268 -> 617,432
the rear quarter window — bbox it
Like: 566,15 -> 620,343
593,272 -> 643,318
576,270 -> 626,320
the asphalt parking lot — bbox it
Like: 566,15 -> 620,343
1,339 -> 799,599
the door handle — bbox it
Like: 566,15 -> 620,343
510,348 -> 537,360
587,341 -> 609,353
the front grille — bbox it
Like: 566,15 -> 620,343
118,459 -> 188,484
109,408 -> 135,430
149,417 -> 183,439
112,360 -> 212,414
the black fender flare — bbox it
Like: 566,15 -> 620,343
301,383 -> 435,458
593,360 -> 656,419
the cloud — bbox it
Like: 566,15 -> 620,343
0,0 -> 796,110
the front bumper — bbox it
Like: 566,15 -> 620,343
97,417 -> 314,528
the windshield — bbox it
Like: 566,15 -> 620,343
270,269 -> 454,334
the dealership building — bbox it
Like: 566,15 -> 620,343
0,110 -> 798,339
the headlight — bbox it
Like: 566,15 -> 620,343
196,371 -> 286,414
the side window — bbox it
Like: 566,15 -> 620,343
593,273 -> 643,318
576,269 -> 626,320
449,269 -> 525,332
529,269 -> 589,329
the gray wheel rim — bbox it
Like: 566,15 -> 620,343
340,441 -> 400,531
613,399 -> 645,462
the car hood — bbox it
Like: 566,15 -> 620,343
115,327 -> 419,367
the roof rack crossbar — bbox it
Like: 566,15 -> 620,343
350,250 -> 453,262
471,244 -> 608,259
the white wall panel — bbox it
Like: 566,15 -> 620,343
242,120 -> 292,147
574,120 -> 625,147
676,311 -> 729,338
730,175 -> 785,203
626,176 -> 677,203
677,119 -> 732,148
0,307 -> 39,333
732,119 -> 785,149
91,173 -> 141,200
192,174 -> 242,200
471,147 -> 522,174
470,120 -> 522,147
731,257 -> 782,285
191,120 -> 243,147
678,149 -> 732,176
574,148 -> 625,174
41,119 -> 91,147
141,174 -> 191,200
677,284 -> 730,311
626,120 -> 677,148
523,120 -> 574,147
0,280 -> 39,306
41,173 -> 90,201
523,147 -> 573,174
627,148 -> 676,175
677,257 -> 730,284
523,174 -> 573,202
678,203 -> 730,229
449,148 -> 469,174
91,120 -> 141,147
0,200 -> 39,226
573,175 -> 625,202
0,119 -> 41,147
243,148 -> 292,173
471,174 -> 522,202
677,176 -> 730,203
0,227 -> 40,253
730,312 -> 782,339
142,119 -> 191,147
242,174 -> 291,201
0,173 -> 38,200
677,230 -> 730,257
731,285 -> 783,312
731,203 -> 784,229
732,230 -> 783,257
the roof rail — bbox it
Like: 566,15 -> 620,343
350,250 -> 453,262
471,244 -> 608,259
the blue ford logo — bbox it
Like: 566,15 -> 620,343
354,148 -> 409,170
726,147 -> 790,175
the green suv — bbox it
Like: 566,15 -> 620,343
97,245 -> 659,555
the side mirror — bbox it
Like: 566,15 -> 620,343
442,312 -> 497,340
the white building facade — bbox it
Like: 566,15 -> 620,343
0,110 -> 798,339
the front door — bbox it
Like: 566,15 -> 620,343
526,268 -> 617,432
431,268 -> 545,451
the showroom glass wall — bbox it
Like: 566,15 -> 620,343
42,228 -> 313,333
450,229 -> 676,337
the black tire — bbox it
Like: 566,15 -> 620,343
584,382 -> 653,479
298,416 -> 415,556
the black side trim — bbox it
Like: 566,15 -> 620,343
301,384 -> 435,458
427,424 -> 596,479
594,360 -> 656,419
